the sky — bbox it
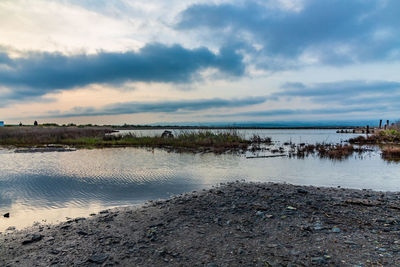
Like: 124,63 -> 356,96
0,0 -> 399,125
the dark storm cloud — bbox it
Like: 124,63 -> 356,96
177,0 -> 400,68
280,80 -> 400,96
211,105 -> 395,118
0,43 -> 244,101
277,80 -> 400,103
0,52 -> 11,65
45,96 -> 267,118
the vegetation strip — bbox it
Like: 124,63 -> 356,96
0,127 -> 270,153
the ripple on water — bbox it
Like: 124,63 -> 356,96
0,130 -> 399,231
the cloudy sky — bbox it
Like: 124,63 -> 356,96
0,0 -> 399,125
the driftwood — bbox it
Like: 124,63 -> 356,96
246,154 -> 287,159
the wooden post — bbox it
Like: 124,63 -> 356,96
379,120 -> 382,129
366,125 -> 369,135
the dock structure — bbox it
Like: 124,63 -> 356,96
337,119 -> 393,134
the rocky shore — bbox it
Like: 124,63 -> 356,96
2,182 -> 400,266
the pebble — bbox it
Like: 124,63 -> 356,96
314,223 -> 323,230
323,255 -> 331,260
332,227 -> 341,233
311,257 -> 326,264
46,236 -> 55,242
22,234 -> 43,245
77,230 -> 88,236
49,249 -> 60,255
256,211 -> 265,218
87,254 -> 109,264
297,188 -> 309,194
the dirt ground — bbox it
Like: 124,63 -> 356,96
2,181 -> 400,266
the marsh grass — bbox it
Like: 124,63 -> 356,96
98,131 -> 251,153
0,127 -> 264,153
381,146 -> 400,162
290,143 -> 364,160
349,129 -> 400,145
0,127 -> 112,146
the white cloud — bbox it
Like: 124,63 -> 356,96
0,0 -> 142,53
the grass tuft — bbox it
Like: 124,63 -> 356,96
381,146 -> 400,162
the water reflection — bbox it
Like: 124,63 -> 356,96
0,130 -> 399,231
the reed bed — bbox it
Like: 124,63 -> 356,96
97,131 -> 251,152
290,143 -> 364,160
349,129 -> 400,145
381,146 -> 400,162
0,127 -> 269,153
0,127 -> 112,146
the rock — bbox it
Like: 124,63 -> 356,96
6,226 -> 15,231
256,211 -> 265,218
344,240 -> 357,246
46,236 -> 55,242
77,230 -> 88,236
87,254 -> 109,264
155,249 -> 167,257
74,217 -> 86,223
49,249 -> 60,255
297,188 -> 309,194
314,223 -> 323,230
22,234 -> 43,245
3,212 -> 10,218
214,217 -> 222,226
311,257 -> 326,264
161,130 -> 174,138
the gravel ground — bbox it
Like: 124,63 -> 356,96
2,182 -> 400,266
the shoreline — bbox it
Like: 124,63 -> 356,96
2,125 -> 362,130
112,126 -> 361,130
2,182 -> 400,266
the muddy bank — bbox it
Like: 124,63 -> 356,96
2,182 -> 400,266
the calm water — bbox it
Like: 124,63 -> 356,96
0,129 -> 399,231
